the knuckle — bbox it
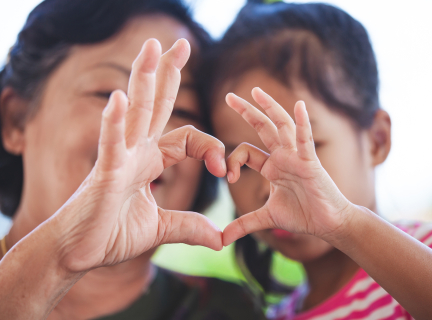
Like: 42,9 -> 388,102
296,135 -> 313,144
237,216 -> 248,235
161,96 -> 176,108
130,98 -> 153,111
238,142 -> 251,150
274,120 -> 287,130
252,121 -> 265,133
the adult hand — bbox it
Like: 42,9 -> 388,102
55,38 -> 226,272
223,87 -> 353,246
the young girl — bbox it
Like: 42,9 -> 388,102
209,2 -> 432,319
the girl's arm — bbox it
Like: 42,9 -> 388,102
332,206 -> 432,319
223,87 -> 432,320
0,38 -> 226,319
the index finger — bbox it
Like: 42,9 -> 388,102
149,39 -> 191,139
125,39 -> 161,147
251,87 -> 296,149
225,93 -> 281,152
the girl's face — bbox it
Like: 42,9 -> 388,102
6,15 -> 205,226
213,69 -> 380,262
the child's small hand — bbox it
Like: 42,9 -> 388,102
223,87 -> 355,246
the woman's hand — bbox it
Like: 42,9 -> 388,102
222,87 -> 353,246
54,38 -> 226,272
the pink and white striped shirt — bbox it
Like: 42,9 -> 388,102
267,221 -> 432,320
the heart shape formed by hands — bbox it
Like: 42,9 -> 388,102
56,39 -> 226,273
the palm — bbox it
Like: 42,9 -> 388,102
263,150 -> 328,235
100,144 -> 163,266
57,39 -> 226,272
223,88 -> 350,246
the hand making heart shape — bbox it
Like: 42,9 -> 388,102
222,88 -> 355,246
54,38 -> 355,275
54,38 -> 226,273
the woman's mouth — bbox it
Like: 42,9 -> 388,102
271,229 -> 294,239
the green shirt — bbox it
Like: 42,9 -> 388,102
94,267 -> 266,320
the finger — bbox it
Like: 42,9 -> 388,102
222,206 -> 276,246
157,208 -> 223,251
226,93 -> 280,152
159,125 -> 226,178
149,39 -> 191,139
125,39 -> 161,147
97,90 -> 128,173
251,87 -> 296,149
226,143 -> 269,183
294,101 -> 317,161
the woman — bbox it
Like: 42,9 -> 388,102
0,0 -> 264,319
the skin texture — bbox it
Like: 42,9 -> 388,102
0,16 -> 223,320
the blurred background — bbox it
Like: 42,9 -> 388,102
0,0 -> 431,285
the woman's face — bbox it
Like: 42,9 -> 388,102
15,15 -> 205,225
212,69 -> 378,263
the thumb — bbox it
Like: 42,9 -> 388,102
157,208 -> 223,251
223,206 -> 276,246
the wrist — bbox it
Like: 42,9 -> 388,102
31,215 -> 87,279
323,204 -> 374,251
320,202 -> 362,245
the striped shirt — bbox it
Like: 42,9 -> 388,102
267,221 -> 432,320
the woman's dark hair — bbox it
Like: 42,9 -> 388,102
0,0 -> 217,217
208,2 -> 380,297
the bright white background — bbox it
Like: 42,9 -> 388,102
1,0 -> 431,235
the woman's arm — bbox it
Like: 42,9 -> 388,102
0,218 -> 84,319
0,38 -> 226,319
223,87 -> 432,320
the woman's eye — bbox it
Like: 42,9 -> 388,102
94,91 -> 113,100
171,108 -> 201,123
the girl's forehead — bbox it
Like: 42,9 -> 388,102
212,69 -> 357,142
214,69 -> 306,121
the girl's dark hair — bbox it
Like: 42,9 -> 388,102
0,0 -> 217,217
209,2 -> 380,296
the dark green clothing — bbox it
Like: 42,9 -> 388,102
95,267 -> 265,320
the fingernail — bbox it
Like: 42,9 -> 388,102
254,87 -> 262,93
227,171 -> 233,183
299,100 -> 306,109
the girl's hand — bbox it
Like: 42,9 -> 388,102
54,38 -> 226,272
223,87 -> 354,246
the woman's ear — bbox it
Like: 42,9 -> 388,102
368,109 -> 391,166
0,87 -> 29,155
